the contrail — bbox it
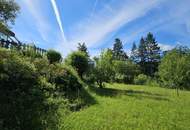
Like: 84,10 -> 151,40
50,0 -> 67,42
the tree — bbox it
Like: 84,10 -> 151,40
159,46 -> 190,95
113,60 -> 140,83
47,49 -> 62,64
112,38 -> 128,60
65,51 -> 88,79
77,42 -> 89,57
0,0 -> 20,25
137,37 -> 146,73
93,49 -> 115,87
130,42 -> 138,62
145,32 -> 161,76
136,33 -> 161,76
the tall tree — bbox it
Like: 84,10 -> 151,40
159,46 -> 190,95
112,38 -> 128,60
145,32 -> 161,76
137,37 -> 146,73
77,42 -> 89,57
130,42 -> 138,62
145,32 -> 160,63
0,0 -> 20,25
93,49 -> 115,87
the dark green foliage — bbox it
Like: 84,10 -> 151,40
22,46 -> 42,59
113,60 -> 140,84
33,57 -> 49,76
0,0 -> 20,25
0,48 -> 92,129
138,37 -> 146,64
47,49 -> 62,64
77,42 -> 89,57
145,32 -> 161,76
65,51 -> 88,78
130,42 -> 138,62
159,46 -> 190,91
135,33 -> 161,76
134,74 -> 150,85
92,49 -> 115,87
0,49 -> 57,130
49,64 -> 82,96
112,38 -> 128,60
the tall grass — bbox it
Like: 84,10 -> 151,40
60,83 -> 190,130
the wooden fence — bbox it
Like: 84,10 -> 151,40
0,39 -> 47,56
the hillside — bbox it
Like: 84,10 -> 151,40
60,84 -> 190,130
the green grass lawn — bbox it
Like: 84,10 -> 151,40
60,83 -> 190,130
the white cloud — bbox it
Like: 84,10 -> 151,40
50,0 -> 67,42
21,0 -> 52,43
67,0 -> 162,49
159,43 -> 174,51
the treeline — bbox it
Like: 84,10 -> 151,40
79,34 -> 190,91
64,35 -> 190,92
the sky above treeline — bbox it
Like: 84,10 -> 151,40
13,0 -> 190,57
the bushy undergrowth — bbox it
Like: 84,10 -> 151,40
0,48 -> 91,130
134,74 -> 149,85
134,74 -> 160,87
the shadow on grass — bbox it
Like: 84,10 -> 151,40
88,85 -> 170,101
69,87 -> 97,111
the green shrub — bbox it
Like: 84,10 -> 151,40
134,74 -> 149,85
65,51 -> 89,78
0,49 -> 57,130
146,78 -> 160,87
159,46 -> 190,90
47,49 -> 62,64
33,57 -> 50,76
49,64 -> 83,97
113,60 -> 140,83
22,46 -> 42,59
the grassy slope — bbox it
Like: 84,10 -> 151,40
60,84 -> 190,130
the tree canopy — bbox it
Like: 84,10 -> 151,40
0,0 -> 20,25
112,38 -> 128,61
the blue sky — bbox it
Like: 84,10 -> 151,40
13,0 -> 190,57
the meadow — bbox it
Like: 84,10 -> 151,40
60,84 -> 190,130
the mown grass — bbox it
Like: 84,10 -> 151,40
60,83 -> 190,130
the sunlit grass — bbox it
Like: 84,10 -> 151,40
60,83 -> 190,130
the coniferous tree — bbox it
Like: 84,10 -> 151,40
112,38 -> 128,60
136,33 -> 161,76
130,42 -> 138,62
77,42 -> 89,57
137,37 -> 147,73
145,32 -> 161,76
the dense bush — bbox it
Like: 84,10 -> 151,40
22,46 -> 42,59
113,60 -> 140,83
159,46 -> 190,90
134,74 -> 150,85
47,49 -> 62,64
0,49 -> 57,130
65,51 -> 89,78
48,64 -> 83,97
